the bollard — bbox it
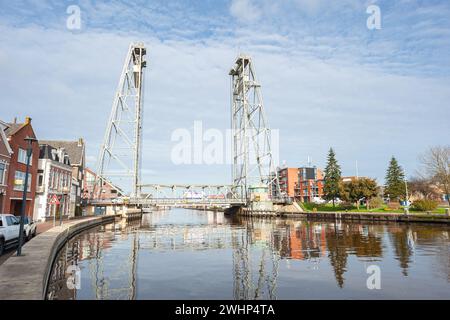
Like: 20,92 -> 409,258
446,208 -> 449,217
404,207 -> 409,215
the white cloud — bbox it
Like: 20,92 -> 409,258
1,0 -> 449,189
230,0 -> 262,23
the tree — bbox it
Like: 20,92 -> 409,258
340,178 -> 379,210
323,148 -> 342,207
419,146 -> 450,206
359,178 -> 379,209
408,176 -> 440,200
384,156 -> 406,202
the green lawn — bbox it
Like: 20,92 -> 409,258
300,202 -> 449,215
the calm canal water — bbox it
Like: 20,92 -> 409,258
47,209 -> 450,300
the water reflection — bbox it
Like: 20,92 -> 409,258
47,209 -> 450,300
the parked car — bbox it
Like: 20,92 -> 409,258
20,216 -> 37,241
0,214 -> 21,256
0,214 -> 37,255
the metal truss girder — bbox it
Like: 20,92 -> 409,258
94,42 -> 147,198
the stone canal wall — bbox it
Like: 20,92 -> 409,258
0,215 -> 117,300
280,211 -> 450,224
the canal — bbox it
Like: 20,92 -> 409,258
47,208 -> 450,299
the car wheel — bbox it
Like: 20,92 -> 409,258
0,238 -> 4,256
33,229 -> 37,237
28,231 -> 32,241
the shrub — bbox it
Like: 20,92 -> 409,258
339,202 -> 354,210
412,199 -> 439,212
369,197 -> 384,209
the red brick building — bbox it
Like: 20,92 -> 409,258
0,120 -> 13,213
82,167 -> 122,200
294,167 -> 324,203
278,167 -> 299,199
276,166 -> 324,202
3,117 -> 39,216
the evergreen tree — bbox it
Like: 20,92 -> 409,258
323,148 -> 342,207
384,156 -> 406,201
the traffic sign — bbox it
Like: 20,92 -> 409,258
49,194 -> 60,205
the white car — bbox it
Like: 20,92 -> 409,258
20,216 -> 37,241
0,214 -> 37,255
0,214 -> 20,255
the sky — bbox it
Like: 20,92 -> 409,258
0,0 -> 449,190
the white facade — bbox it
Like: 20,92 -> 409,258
34,148 -> 72,221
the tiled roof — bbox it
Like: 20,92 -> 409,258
39,140 -> 85,166
4,123 -> 23,136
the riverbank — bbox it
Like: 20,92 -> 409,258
0,214 -> 117,300
278,211 -> 450,224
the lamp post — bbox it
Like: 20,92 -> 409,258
404,176 -> 409,215
17,136 -> 37,256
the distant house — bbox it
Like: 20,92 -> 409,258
2,117 -> 40,216
0,120 -> 13,213
39,139 -> 85,216
82,167 -> 122,201
34,144 -> 72,221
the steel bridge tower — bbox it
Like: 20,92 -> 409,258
95,43 -> 147,197
229,55 -> 281,201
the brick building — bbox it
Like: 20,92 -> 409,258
278,167 -> 299,199
3,117 -> 39,216
82,167 -> 122,200
0,120 -> 13,213
276,166 -> 324,202
294,167 -> 324,203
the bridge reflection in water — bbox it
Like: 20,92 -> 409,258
47,209 -> 450,300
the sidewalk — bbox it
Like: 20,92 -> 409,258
0,216 -> 94,266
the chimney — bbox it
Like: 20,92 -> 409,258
78,138 -> 83,147
13,117 -> 17,124
25,116 -> 31,125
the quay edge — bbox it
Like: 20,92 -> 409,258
0,215 -> 118,300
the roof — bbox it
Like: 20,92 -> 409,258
39,140 -> 85,166
4,123 -> 23,136
0,121 -> 13,156
39,144 -> 71,165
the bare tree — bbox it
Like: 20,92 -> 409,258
408,176 -> 440,200
419,146 -> 450,206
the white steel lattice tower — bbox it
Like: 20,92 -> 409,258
95,43 -> 147,197
229,55 -> 281,201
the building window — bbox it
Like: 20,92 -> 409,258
14,171 -> 32,192
18,148 -> 32,165
0,163 -> 5,185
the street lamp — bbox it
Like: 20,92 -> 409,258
17,136 -> 37,256
404,176 -> 410,215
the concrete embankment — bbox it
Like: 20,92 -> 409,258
0,215 -> 117,300
279,211 -> 450,224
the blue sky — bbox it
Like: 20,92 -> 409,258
0,0 -> 449,189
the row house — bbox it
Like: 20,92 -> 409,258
34,144 -> 72,221
39,139 -> 85,217
2,117 -> 39,216
0,121 -> 13,213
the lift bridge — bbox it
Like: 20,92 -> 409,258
91,42 -> 283,208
